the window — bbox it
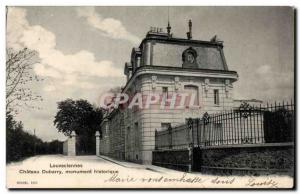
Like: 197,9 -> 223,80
126,127 -> 130,149
134,122 -> 139,148
214,89 -> 219,105
105,123 -> 109,136
182,47 -> 198,68
162,87 -> 168,98
161,123 -> 171,131
184,85 -> 199,106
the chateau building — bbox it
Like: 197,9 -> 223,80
99,21 -> 239,164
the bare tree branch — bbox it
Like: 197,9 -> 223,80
6,47 -> 43,113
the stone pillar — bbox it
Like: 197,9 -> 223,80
67,131 -> 76,156
63,140 -> 68,155
95,131 -> 100,156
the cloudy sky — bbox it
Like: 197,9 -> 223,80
6,6 -> 294,141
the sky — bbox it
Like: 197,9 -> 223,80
6,6 -> 294,141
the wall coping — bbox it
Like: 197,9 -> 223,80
200,166 -> 290,172
153,142 -> 294,152
154,148 -> 189,152
198,142 -> 294,150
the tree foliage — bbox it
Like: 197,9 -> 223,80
54,99 -> 103,154
6,112 -> 63,163
6,47 -> 43,114
109,86 -> 122,94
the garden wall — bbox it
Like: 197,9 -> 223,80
194,143 -> 294,175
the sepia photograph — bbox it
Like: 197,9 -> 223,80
5,6 -> 295,189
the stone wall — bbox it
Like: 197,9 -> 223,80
195,143 -> 294,175
100,119 -> 110,155
152,149 -> 191,171
152,143 -> 294,175
100,111 -> 126,160
109,110 -> 126,160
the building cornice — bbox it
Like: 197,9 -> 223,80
123,65 -> 238,93
139,36 -> 224,49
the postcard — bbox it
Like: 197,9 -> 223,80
6,6 -> 295,189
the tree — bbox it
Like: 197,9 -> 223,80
101,86 -> 123,111
6,111 -> 62,163
6,47 -> 42,114
109,86 -> 122,94
54,99 -> 103,154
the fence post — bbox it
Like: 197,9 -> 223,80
196,118 -> 200,147
168,124 -> 172,149
155,129 -> 158,150
187,118 -> 193,145
202,112 -> 210,146
187,118 -> 194,172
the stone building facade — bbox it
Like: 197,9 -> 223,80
99,22 -> 238,164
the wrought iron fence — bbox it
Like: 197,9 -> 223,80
155,100 -> 294,150
155,124 -> 190,150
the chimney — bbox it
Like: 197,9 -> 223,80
167,21 -> 171,35
186,19 -> 192,40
